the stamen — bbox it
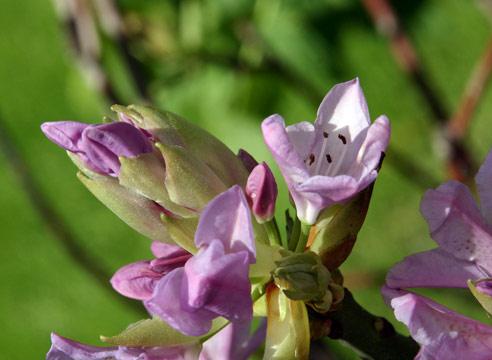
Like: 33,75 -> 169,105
308,153 -> 315,166
338,134 -> 347,144
326,154 -> 332,163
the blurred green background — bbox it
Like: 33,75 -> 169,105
1,0 -> 492,358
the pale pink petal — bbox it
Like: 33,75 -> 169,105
261,114 -> 310,184
420,181 -> 492,270
476,149 -> 492,224
285,121 -> 316,160
194,185 -> 255,263
386,248 -> 484,289
315,78 -> 370,141
383,287 -> 492,360
349,115 -> 390,180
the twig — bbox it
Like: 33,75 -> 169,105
448,38 -> 492,140
0,117 -> 145,316
315,289 -> 419,360
52,0 -> 120,103
91,0 -> 151,102
361,0 -> 476,182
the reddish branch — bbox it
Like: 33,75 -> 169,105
448,38 -> 492,140
362,0 -> 477,182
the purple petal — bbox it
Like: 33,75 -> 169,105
199,319 -> 267,360
237,149 -> 259,173
476,149 -> 492,224
150,241 -> 188,259
184,240 -> 252,323
194,186 -> 255,263
315,78 -> 370,141
386,248 -> 484,289
382,287 -> 492,360
41,121 -> 89,152
82,122 -> 153,176
47,333 -> 197,360
110,260 -> 162,301
47,333 -> 118,359
349,115 -> 390,180
245,163 -> 278,223
145,268 -> 216,337
420,180 -> 492,270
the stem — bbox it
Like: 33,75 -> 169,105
263,218 -> 282,247
322,289 -> 419,360
295,223 -> 311,253
288,217 -> 301,251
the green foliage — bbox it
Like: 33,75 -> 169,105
1,0 -> 491,358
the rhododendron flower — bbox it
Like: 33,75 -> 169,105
384,150 -> 492,359
262,78 -> 390,224
136,185 -> 256,336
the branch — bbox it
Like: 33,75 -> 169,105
0,117 -> 145,316
447,38 -> 492,140
320,289 -> 419,360
361,0 -> 476,182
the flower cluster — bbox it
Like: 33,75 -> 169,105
42,79 -> 390,359
384,151 -> 492,359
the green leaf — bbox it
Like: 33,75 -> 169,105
101,317 -> 198,347
468,279 -> 492,316
249,242 -> 282,280
77,172 -> 172,243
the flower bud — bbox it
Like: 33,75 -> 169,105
309,183 -> 374,270
112,104 -> 249,187
41,121 -> 153,177
245,162 -> 278,223
272,251 -> 333,312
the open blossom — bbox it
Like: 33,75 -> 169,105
262,78 -> 390,224
113,186 -> 256,337
384,150 -> 492,358
41,121 -> 153,177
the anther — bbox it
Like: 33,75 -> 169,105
326,154 -> 332,163
338,134 -> 347,144
308,153 -> 315,166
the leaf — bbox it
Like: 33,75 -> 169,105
250,242 -> 282,280
101,317 -> 198,347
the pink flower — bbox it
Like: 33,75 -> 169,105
384,149 -> 492,358
261,78 -> 390,224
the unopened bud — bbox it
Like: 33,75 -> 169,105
245,163 -> 277,223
